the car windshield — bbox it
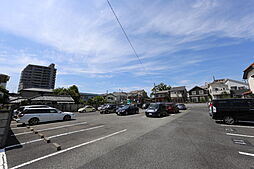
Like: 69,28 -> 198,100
122,105 -> 130,109
148,103 -> 159,109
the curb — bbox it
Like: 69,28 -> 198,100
38,133 -> 44,138
44,137 -> 51,143
52,143 -> 61,151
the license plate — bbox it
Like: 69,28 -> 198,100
149,113 -> 152,115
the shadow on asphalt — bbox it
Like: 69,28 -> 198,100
14,119 -> 77,128
216,120 -> 254,126
5,130 -> 22,151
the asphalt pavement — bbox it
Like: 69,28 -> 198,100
3,104 -> 254,169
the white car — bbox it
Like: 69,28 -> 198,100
78,105 -> 96,113
15,107 -> 74,125
13,105 -> 52,117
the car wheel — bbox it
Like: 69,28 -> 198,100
224,116 -> 235,125
63,115 -> 71,121
29,118 -> 39,125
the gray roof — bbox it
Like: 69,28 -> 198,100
170,86 -> 186,91
21,88 -> 53,92
153,90 -> 170,94
31,95 -> 74,103
225,79 -> 248,85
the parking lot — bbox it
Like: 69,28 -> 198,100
2,104 -> 254,169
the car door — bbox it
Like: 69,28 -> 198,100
247,99 -> 254,121
49,109 -> 62,121
232,100 -> 250,121
35,109 -> 50,122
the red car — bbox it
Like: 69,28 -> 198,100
165,102 -> 179,113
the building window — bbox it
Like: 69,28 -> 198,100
191,91 -> 196,95
231,86 -> 237,90
199,90 -> 204,94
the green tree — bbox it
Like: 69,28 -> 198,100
53,85 -> 81,104
87,96 -> 106,108
151,82 -> 171,92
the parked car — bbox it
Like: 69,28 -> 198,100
210,98 -> 254,125
165,102 -> 179,113
13,105 -> 52,118
98,105 -> 106,111
142,103 -> 150,109
116,105 -> 139,115
100,104 -> 117,114
78,105 -> 96,113
176,103 -> 187,110
145,103 -> 168,117
15,107 -> 74,125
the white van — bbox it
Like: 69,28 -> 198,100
15,107 -> 74,125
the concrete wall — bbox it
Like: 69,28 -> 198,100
0,108 -> 12,148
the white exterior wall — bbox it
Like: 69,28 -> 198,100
247,69 -> 254,93
225,80 -> 249,90
208,85 -> 230,99
170,92 -> 183,98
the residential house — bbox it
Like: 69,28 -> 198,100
104,93 -> 117,104
208,78 -> 248,99
151,90 -> 170,102
188,86 -> 209,102
170,86 -> 187,103
127,90 -> 148,104
29,95 -> 75,104
208,82 -> 230,99
243,62 -> 254,97
112,92 -> 128,104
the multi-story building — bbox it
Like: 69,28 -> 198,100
151,90 -> 170,102
18,64 -> 56,91
208,78 -> 248,99
127,90 -> 148,104
188,86 -> 209,102
170,86 -> 187,103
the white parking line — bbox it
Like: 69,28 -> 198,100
12,121 -> 87,136
221,124 -> 254,129
226,133 -> 254,138
239,151 -> 254,157
0,149 -> 8,169
10,129 -> 127,169
6,125 -> 104,150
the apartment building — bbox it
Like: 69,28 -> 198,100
18,64 -> 56,91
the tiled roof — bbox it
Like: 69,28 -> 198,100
170,86 -> 186,91
243,62 -> 254,79
31,95 -> 74,102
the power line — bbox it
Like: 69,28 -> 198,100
106,0 -> 145,71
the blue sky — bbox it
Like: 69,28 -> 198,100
0,0 -> 253,94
